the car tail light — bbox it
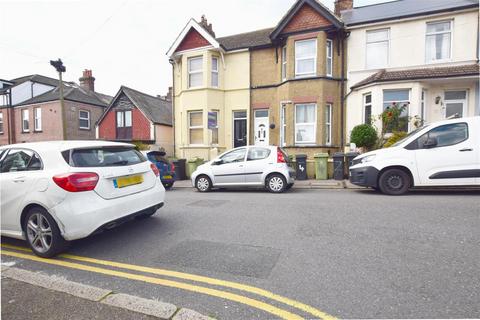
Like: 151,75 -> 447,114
53,172 -> 99,192
171,162 -> 175,171
150,163 -> 160,177
277,148 -> 286,163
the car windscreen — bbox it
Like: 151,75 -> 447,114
62,147 -> 146,167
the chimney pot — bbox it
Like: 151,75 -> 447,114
79,69 -> 95,91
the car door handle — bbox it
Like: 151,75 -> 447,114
459,148 -> 473,152
13,177 -> 26,183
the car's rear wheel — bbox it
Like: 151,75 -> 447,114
196,175 -> 212,192
23,207 -> 69,258
163,183 -> 174,190
266,174 -> 287,193
378,168 -> 410,195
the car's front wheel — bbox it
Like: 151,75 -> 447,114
196,175 -> 212,192
266,174 -> 287,193
23,207 -> 69,258
378,168 -> 410,195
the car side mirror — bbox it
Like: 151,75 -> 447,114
212,158 -> 223,165
423,137 -> 438,149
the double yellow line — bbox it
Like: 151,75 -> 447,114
1,244 -> 336,320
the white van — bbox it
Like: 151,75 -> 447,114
349,116 -> 480,195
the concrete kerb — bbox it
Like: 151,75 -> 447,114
2,267 -> 214,320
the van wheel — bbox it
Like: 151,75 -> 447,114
23,207 -> 69,258
379,169 -> 410,195
266,174 -> 287,193
196,175 -> 212,192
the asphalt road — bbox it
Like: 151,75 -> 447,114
2,187 -> 480,319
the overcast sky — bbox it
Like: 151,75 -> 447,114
0,0 -> 391,97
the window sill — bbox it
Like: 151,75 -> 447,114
21,130 -> 30,134
33,130 -> 43,133
79,128 -> 91,131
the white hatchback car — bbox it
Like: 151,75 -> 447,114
350,116 -> 480,195
191,146 -> 295,193
0,141 -> 165,257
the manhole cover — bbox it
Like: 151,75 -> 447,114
159,240 -> 281,279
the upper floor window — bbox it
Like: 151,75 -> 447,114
0,112 -> 3,134
34,107 -> 42,131
211,57 -> 219,88
326,39 -> 333,77
22,109 -> 29,132
295,39 -> 317,78
295,103 -> 316,144
117,110 -> 132,128
426,20 -> 452,62
188,56 -> 203,88
79,110 -> 90,130
366,29 -> 389,69
281,46 -> 287,81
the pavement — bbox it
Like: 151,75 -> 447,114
1,266 -> 212,320
173,179 -> 362,189
2,188 -> 480,319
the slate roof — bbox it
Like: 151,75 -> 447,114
351,64 -> 480,90
100,86 -> 172,126
11,74 -> 73,87
217,28 -> 275,51
342,0 -> 479,26
14,83 -> 111,108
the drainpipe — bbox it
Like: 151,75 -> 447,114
169,58 -> 176,158
340,30 -> 350,150
7,88 -> 13,144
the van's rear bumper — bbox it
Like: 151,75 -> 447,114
349,166 -> 379,188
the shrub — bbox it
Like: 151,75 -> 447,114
383,131 -> 408,148
131,140 -> 150,151
350,124 -> 378,150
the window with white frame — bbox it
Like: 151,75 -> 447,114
188,56 -> 203,88
280,104 -> 286,147
295,104 -> 316,144
326,39 -> 333,77
325,104 -> 332,145
0,112 -> 3,134
22,109 -> 29,132
79,110 -> 90,129
117,110 -> 132,127
211,57 -> 219,87
366,29 -> 389,69
189,111 -> 203,145
209,111 -> 219,145
281,46 -> 287,81
426,20 -> 452,62
34,107 -> 42,131
363,93 -> 372,124
295,39 -> 317,78
383,89 -> 410,132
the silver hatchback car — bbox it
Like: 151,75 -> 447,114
191,146 -> 295,193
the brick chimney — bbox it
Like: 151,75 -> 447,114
334,0 -> 353,16
79,69 -> 95,91
166,87 -> 172,101
199,15 -> 215,37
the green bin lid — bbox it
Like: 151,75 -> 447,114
314,153 -> 329,158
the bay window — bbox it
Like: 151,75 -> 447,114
325,104 -> 332,145
211,57 -> 219,87
383,90 -> 410,132
326,39 -> 333,77
295,104 -> 316,144
366,29 -> 389,69
295,39 -> 317,78
189,111 -> 203,145
188,56 -> 203,88
363,93 -> 372,124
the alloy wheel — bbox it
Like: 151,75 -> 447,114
26,213 -> 52,254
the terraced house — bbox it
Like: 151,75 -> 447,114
168,0 -> 349,161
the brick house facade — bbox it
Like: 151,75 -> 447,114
97,86 -> 174,155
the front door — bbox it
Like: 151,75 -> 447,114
254,109 -> 269,146
233,111 -> 247,148
444,90 -> 467,118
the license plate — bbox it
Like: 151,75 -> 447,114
162,175 -> 172,180
113,175 -> 143,188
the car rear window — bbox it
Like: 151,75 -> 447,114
62,147 -> 146,167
